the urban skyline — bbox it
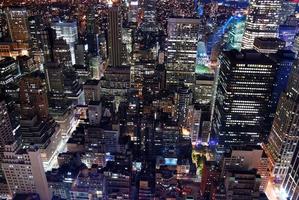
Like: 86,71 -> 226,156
0,0 -> 298,200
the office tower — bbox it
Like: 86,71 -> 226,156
100,66 -> 130,105
75,43 -> 86,66
224,169 -> 262,200
175,85 -> 192,125
166,18 -> 200,87
86,34 -> 99,56
0,9 -> 8,40
221,145 -> 270,191
51,21 -> 78,65
186,104 -> 212,145
108,4 -> 123,67
45,63 -> 64,93
83,79 -> 101,104
62,68 -> 83,105
266,60 -> 299,182
242,0 -> 282,49
88,55 -> 103,79
268,50 -> 295,121
53,38 -> 73,68
128,0 -> 138,23
194,74 -> 214,105
213,50 -> 276,149
185,104 -> 201,144
44,62 -> 71,124
88,101 -> 102,126
19,72 -> 49,120
28,15 -> 44,66
0,57 -> 21,86
41,27 -> 57,63
5,8 -> 30,42
140,0 -> 158,32
1,142 -> 52,200
0,98 -> 14,154
282,141 -> 299,200
86,6 -> 99,55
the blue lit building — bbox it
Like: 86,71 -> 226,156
225,15 -> 246,51
279,25 -> 297,50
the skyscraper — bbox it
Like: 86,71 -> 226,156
266,60 -> 299,182
140,0 -> 158,32
19,72 -> 49,120
2,142 -> 52,200
0,98 -> 14,152
5,7 -> 30,42
242,0 -> 282,49
51,21 -> 78,65
108,4 -> 123,67
213,50 -> 276,149
282,140 -> 299,200
166,18 -> 200,88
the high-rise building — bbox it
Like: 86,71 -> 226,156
1,142 -> 52,200
242,0 -> 282,49
175,85 -> 193,125
266,60 -> 299,182
88,101 -> 102,126
41,27 -> 57,63
166,18 -> 200,87
224,169 -> 262,200
213,50 -> 276,149
282,140 -> 299,200
221,145 -> 270,191
19,72 -> 49,120
83,79 -> 101,104
28,15 -> 44,67
108,4 -> 123,67
45,62 -> 64,93
140,0 -> 158,32
52,38 -> 73,68
0,57 -> 21,86
5,8 -> 30,42
0,98 -> 14,153
51,21 -> 78,65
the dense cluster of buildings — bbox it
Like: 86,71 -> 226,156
0,0 -> 298,200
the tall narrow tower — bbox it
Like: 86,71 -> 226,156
108,3 -> 123,67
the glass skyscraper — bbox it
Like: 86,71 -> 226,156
213,50 -> 276,149
242,0 -> 282,49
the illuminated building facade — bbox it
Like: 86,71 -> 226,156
108,4 -> 123,67
226,15 -> 245,51
2,142 -> 52,200
175,85 -> 193,125
19,72 -> 49,120
242,0 -> 282,49
51,21 -> 78,65
0,57 -> 20,86
5,8 -> 30,43
166,18 -> 200,88
282,140 -> 299,200
213,50 -> 276,149
266,61 -> 299,182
